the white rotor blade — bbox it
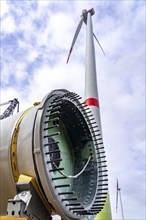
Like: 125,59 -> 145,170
93,33 -> 106,55
66,17 -> 83,63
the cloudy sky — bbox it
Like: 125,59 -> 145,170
0,1 -> 145,220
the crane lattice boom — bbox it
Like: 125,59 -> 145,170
0,98 -> 19,120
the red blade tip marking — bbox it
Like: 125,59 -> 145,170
66,47 -> 73,63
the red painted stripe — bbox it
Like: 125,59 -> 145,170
85,98 -> 99,108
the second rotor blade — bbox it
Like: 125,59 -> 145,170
67,17 -> 83,63
93,33 -> 106,56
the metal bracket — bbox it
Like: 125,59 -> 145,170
7,181 -> 52,220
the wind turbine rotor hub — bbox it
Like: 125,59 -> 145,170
82,8 -> 95,23
37,90 -> 108,219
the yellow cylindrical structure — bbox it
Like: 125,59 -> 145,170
0,106 -> 39,215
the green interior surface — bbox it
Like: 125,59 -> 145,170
48,120 -> 74,189
43,99 -> 98,208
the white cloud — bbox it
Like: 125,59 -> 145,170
1,15 -> 16,33
0,0 -> 10,17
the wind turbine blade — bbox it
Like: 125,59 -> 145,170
17,101 -> 19,112
66,18 -> 83,63
116,179 -> 119,213
93,33 -> 106,56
